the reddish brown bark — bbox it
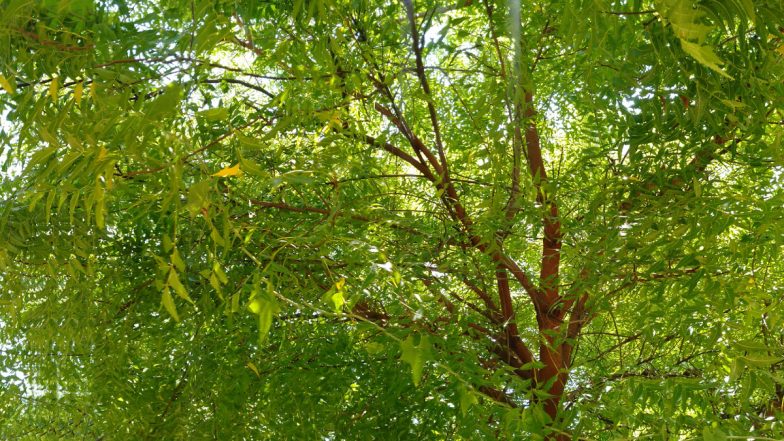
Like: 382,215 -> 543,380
389,6 -> 579,437
521,90 -> 573,438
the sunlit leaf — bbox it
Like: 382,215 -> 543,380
246,361 -> 261,377
400,333 -> 433,386
213,163 -> 243,177
74,82 -> 83,105
0,75 -> 14,94
161,287 -> 180,322
171,248 -> 185,272
680,40 -> 733,79
248,282 -> 281,345
49,77 -> 59,100
167,269 -> 194,304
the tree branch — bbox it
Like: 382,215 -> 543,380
401,0 -> 449,178
495,266 -> 536,366
522,92 -> 562,313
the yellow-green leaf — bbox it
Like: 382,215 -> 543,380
459,386 -> 479,416
210,226 -> 226,246
213,262 -> 228,284
248,283 -> 281,344
74,82 -> 84,104
231,292 -> 240,313
246,361 -> 261,377
161,287 -> 180,322
680,40 -> 733,79
95,201 -> 105,229
209,273 -> 222,293
186,179 -> 211,215
94,179 -> 105,229
168,270 -> 194,304
49,77 -> 59,100
162,234 -> 174,252
171,248 -> 186,272
248,297 -> 262,314
330,291 -> 345,312
364,342 -> 384,354
0,75 -> 15,94
400,333 -> 433,386
741,355 -> 783,368
198,107 -> 229,121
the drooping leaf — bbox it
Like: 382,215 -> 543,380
161,287 -> 180,322
248,280 -> 281,344
167,269 -> 194,304
73,82 -> 83,105
48,77 -> 59,100
400,333 -> 433,387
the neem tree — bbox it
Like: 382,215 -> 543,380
1,0 -> 783,439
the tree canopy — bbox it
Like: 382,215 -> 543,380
1,0 -> 784,439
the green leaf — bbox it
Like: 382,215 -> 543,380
94,179 -> 105,229
702,426 -> 727,441
657,0 -> 711,41
322,278 -> 346,312
147,84 -> 181,119
210,226 -> 226,247
459,386 -> 479,416
740,355 -> 783,367
213,262 -> 228,284
400,333 -> 433,386
162,234 -> 174,252
198,107 -> 229,122
734,0 -> 755,21
161,287 -> 180,322
364,342 -> 384,354
680,40 -> 733,79
171,248 -> 186,272
248,281 -> 281,345
167,269 -> 194,304
731,340 -> 771,352
330,291 -> 345,312
729,357 -> 745,383
187,180 -> 211,215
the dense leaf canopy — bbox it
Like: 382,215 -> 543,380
1,0 -> 784,439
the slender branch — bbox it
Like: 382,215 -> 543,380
401,0 -> 449,178
12,27 -> 93,51
362,134 -> 435,181
123,115 -> 270,177
249,199 -> 421,235
201,78 -> 274,98
337,173 -> 491,186
602,10 -> 656,15
462,277 -> 500,312
479,385 -> 517,407
373,103 -> 443,176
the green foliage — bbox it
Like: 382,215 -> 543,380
400,333 -> 433,387
1,0 -> 783,439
